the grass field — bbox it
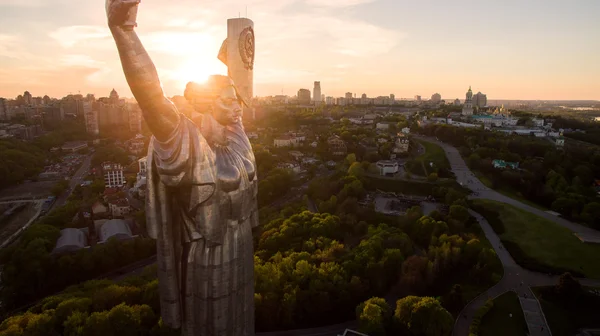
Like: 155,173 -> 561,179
407,140 -> 451,176
472,199 -> 600,279
479,292 -> 528,336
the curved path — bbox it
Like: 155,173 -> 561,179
414,135 -> 600,239
410,136 -> 600,335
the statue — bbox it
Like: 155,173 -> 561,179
106,1 -> 258,335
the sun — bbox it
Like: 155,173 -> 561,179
174,60 -> 213,85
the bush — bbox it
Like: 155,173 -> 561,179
469,299 -> 494,336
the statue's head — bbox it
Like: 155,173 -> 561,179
185,75 -> 246,126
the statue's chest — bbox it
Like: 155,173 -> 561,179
214,146 -> 257,221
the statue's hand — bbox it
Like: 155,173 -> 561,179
106,0 -> 140,29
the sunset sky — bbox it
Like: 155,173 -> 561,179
1,0 -> 599,101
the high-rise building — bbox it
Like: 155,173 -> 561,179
128,104 -> 142,134
473,92 -> 487,108
297,89 -> 311,105
83,101 -> 99,135
390,94 -> 395,103
103,162 -> 125,188
313,81 -> 321,102
414,95 -> 421,102
325,96 -> 335,105
454,98 -> 461,106
431,93 -> 442,103
61,95 -> 85,117
345,92 -> 353,99
0,98 -> 8,120
23,91 -> 32,105
43,95 -> 51,105
109,89 -> 119,104
462,86 -> 474,116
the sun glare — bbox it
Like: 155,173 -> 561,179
175,60 -> 213,85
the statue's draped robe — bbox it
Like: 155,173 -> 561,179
146,115 -> 258,335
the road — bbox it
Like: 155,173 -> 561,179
409,136 -> 600,335
53,154 -> 93,209
0,201 -> 44,249
413,135 -> 600,240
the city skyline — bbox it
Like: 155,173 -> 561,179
1,0 -> 599,100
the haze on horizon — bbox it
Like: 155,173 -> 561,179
0,0 -> 599,101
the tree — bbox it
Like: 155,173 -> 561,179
356,297 -> 391,336
346,153 -> 357,165
448,205 -> 470,223
581,202 -> 600,229
51,180 -> 70,197
441,284 -> 464,314
427,173 -> 438,182
394,296 -> 453,336
348,162 -> 365,178
555,272 -> 582,303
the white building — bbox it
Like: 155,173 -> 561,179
103,162 -> 125,188
277,162 -> 302,174
393,136 -> 410,154
138,157 -> 147,175
313,81 -> 322,103
452,121 -> 480,128
289,150 -> 304,160
61,141 -> 88,153
401,127 -> 410,134
109,198 -> 130,217
556,134 -> 565,148
376,160 -> 399,176
462,86 -> 474,116
376,122 -> 390,130
274,136 -> 296,147
532,118 -> 545,127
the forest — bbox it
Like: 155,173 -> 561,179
0,151 -> 501,335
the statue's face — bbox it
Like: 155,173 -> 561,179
212,86 -> 242,125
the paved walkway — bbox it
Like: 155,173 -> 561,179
410,136 -> 600,336
414,135 -> 600,239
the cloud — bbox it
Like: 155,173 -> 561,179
3,0 -> 405,97
303,0 -> 376,8
49,26 -> 110,48
0,34 -> 36,59
60,54 -> 105,68
0,0 -> 64,7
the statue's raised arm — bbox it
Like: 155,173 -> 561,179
106,0 -> 178,141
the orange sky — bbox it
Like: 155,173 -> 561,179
0,0 -> 599,101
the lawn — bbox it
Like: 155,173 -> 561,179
406,140 -> 451,177
471,199 -> 600,279
479,291 -> 528,336
532,286 -> 600,336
